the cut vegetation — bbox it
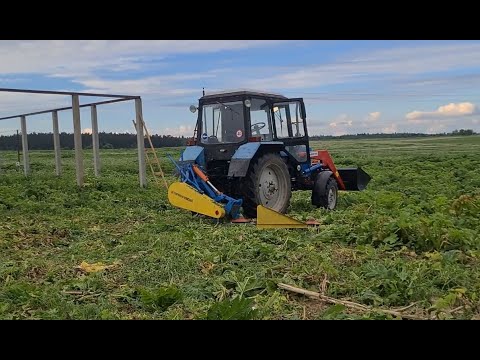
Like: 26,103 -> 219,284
1,136 -> 479,319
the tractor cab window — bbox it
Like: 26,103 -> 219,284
272,101 -> 306,138
200,101 -> 245,144
248,98 -> 274,141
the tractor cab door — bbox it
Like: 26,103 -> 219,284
248,98 -> 275,142
271,99 -> 310,165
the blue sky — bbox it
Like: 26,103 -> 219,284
0,40 -> 480,136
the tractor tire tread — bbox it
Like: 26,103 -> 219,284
241,153 -> 291,218
312,176 -> 338,209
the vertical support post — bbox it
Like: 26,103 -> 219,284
52,110 -> 62,176
91,105 -> 100,176
16,130 -> 20,164
72,94 -> 84,187
20,115 -> 30,176
135,98 -> 147,188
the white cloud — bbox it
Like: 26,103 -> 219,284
82,128 -> 92,134
245,42 -> 480,90
0,40 -> 287,77
329,114 -> 353,128
73,74 -> 211,97
327,114 -> 354,135
0,92 -> 71,118
382,123 -> 398,133
426,123 -> 447,134
366,111 -> 381,122
0,41 -> 289,104
161,125 -> 194,137
299,113 -> 478,136
406,102 -> 477,121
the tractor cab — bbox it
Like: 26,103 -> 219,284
189,90 -> 311,166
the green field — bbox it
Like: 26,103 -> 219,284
1,136 -> 479,319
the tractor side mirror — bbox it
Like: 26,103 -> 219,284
189,105 -> 197,113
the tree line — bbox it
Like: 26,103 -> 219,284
0,132 -> 187,150
0,129 -> 476,150
309,129 -> 477,141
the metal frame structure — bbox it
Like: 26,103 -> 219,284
0,88 -> 147,187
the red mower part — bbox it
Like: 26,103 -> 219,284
310,150 -> 346,190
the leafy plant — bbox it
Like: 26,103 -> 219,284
205,297 -> 258,320
137,286 -> 183,312
1,136 -> 479,319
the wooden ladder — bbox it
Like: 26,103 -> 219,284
132,118 -> 169,190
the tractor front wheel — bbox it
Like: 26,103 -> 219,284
312,175 -> 338,210
241,153 -> 291,218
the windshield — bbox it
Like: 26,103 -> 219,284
249,98 -> 274,141
273,101 -> 305,138
200,101 -> 245,144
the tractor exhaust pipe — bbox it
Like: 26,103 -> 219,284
337,167 -> 371,191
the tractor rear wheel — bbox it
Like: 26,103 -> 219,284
241,153 -> 291,218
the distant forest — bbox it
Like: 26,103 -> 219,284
0,132 -> 187,151
0,129 -> 477,150
309,129 -> 477,141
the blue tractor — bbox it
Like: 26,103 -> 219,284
168,90 -> 371,220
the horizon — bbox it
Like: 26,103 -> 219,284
1,129 -> 477,138
1,40 -> 480,137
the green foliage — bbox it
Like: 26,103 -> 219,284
320,304 -> 346,319
205,297 -> 258,320
137,286 -> 183,312
1,136 -> 479,319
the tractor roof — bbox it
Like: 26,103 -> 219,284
200,89 -> 288,100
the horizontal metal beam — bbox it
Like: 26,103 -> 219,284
0,98 -> 133,121
0,87 -> 139,99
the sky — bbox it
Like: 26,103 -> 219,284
0,40 -> 480,137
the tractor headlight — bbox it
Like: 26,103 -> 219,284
297,165 -> 301,171
244,99 -> 251,108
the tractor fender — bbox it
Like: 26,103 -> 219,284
313,170 -> 334,197
179,146 -> 205,167
227,142 -> 284,177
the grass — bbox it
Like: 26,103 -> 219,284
0,136 -> 479,319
